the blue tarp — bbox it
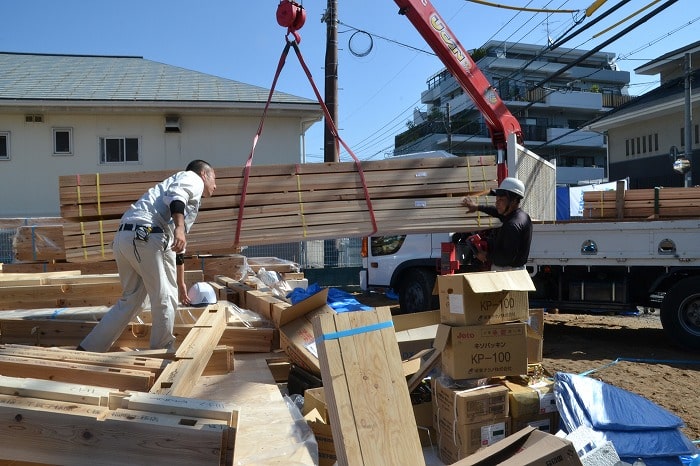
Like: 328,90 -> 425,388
287,283 -> 372,313
556,186 -> 571,220
554,372 -> 698,465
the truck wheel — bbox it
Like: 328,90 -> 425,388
398,268 -> 438,314
660,276 -> 700,350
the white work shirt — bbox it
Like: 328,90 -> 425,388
120,170 -> 204,235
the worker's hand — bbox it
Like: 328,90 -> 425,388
179,282 -> 191,306
475,250 -> 488,263
172,225 -> 187,253
461,197 -> 478,213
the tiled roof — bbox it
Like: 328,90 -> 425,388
0,52 -> 315,104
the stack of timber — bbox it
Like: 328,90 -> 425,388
58,156 -> 499,262
583,186 -> 700,220
3,219 -> 299,284
0,270 -> 275,354
9,221 -> 66,262
0,265 -> 439,464
0,303 -> 240,465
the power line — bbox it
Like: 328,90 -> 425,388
331,0 -> 689,160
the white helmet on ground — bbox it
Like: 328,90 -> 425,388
187,282 -> 217,306
491,177 -> 525,199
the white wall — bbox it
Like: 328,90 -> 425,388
0,111 -> 314,217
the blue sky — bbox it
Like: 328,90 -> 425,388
3,1 -> 697,163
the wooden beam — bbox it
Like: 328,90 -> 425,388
0,394 -> 232,466
0,317 -> 272,353
0,354 -> 154,391
150,303 -> 228,397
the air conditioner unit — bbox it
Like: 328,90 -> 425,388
164,115 -> 181,133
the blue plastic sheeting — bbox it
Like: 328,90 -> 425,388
557,186 -> 571,220
287,284 -> 372,313
555,372 -> 698,465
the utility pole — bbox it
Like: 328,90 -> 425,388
445,103 -> 452,154
324,0 -> 339,163
683,52 -> 693,187
323,0 -> 339,268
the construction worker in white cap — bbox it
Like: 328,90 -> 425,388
461,177 -> 533,271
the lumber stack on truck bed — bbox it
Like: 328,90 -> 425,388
583,186 -> 700,219
58,156 -> 499,262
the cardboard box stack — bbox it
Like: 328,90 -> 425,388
505,376 -> 560,435
433,269 -> 536,463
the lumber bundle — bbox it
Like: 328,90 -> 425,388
0,269 -> 204,310
583,186 -> 700,219
313,307 -> 424,466
0,375 -> 238,465
12,223 -> 66,262
58,156 -> 499,262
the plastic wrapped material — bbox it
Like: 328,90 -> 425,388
555,372 -> 698,465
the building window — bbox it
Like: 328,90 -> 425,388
680,128 -> 685,147
630,138 -> 635,155
642,135 -> 647,153
654,133 -> 659,151
53,128 -> 73,155
625,139 -> 630,157
695,124 -> 699,145
99,137 -> 140,164
25,114 -> 44,123
0,132 -> 9,160
648,135 -> 652,153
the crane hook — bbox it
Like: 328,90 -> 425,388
276,0 -> 306,43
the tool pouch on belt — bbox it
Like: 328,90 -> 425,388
134,225 -> 152,242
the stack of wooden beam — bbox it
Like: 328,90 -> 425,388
583,187 -> 700,219
0,303 -> 239,465
58,156 -> 499,262
11,223 -> 65,262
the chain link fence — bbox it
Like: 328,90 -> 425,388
240,237 -> 363,269
0,225 -> 364,278
0,229 -> 14,264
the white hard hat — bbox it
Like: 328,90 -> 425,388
491,177 -> 525,199
187,282 -> 217,306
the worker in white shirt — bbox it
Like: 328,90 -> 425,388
77,159 -> 217,352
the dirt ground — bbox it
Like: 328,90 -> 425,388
353,291 -> 700,444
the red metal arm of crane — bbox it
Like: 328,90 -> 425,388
394,0 -> 522,154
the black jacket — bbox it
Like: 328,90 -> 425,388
478,205 -> 532,267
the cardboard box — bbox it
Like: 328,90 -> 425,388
279,289 -> 333,375
505,378 -> 557,419
453,425 -> 583,466
437,418 -> 508,463
511,412 -> 559,435
413,400 -> 436,447
392,309 -> 441,360
304,410 -> 337,464
438,270 -> 534,326
432,379 -> 509,425
303,387 -> 328,423
441,323 -> 528,379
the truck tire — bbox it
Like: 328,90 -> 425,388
660,276 -> 700,350
398,268 -> 438,314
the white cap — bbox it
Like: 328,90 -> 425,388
187,282 -> 217,306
